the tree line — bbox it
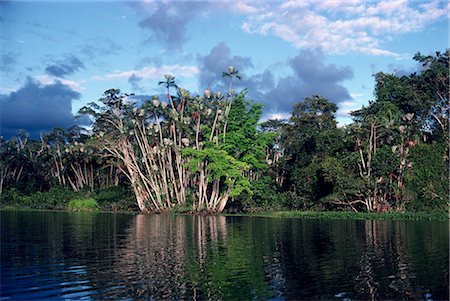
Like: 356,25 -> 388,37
1,51 -> 448,213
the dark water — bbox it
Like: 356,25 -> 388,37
1,211 -> 448,300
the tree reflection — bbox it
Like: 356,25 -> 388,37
105,214 -> 237,299
353,220 -> 419,300
108,216 -> 447,300
1,212 -> 448,300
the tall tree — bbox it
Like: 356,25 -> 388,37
79,69 -> 251,213
281,96 -> 343,208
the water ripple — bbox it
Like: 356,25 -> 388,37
1,212 -> 448,300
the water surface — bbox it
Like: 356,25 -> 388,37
1,211 -> 448,300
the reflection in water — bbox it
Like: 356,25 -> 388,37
116,214 -> 188,299
106,214 -> 230,299
1,211 -> 448,300
263,248 -> 286,297
351,220 -> 445,301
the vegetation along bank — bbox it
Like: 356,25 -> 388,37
1,51 -> 448,215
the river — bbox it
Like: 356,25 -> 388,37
1,210 -> 448,300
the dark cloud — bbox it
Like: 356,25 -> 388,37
197,42 -> 253,90
1,52 -> 18,73
0,78 -> 80,139
138,2 -> 210,50
263,49 -> 353,112
290,50 -> 353,85
128,74 -> 144,92
45,54 -> 85,78
197,45 -> 353,117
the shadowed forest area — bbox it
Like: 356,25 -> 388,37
1,51 -> 448,214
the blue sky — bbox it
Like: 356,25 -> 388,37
1,0 -> 448,138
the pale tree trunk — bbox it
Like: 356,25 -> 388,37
216,186 -> 232,213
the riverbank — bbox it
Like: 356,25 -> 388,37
226,210 -> 449,221
2,185 -> 448,221
0,205 -> 137,215
1,205 -> 447,221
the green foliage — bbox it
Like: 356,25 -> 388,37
320,155 -> 365,211
2,51 -> 448,215
235,210 -> 448,221
67,198 -> 99,212
0,186 -> 82,210
371,145 -> 399,178
230,176 -> 285,212
281,95 -> 345,209
412,50 -> 449,140
93,186 -> 138,212
405,143 -> 449,211
221,92 -> 268,171
0,186 -> 136,212
0,188 -> 24,206
373,50 -> 449,143
374,73 -> 425,116
182,147 -> 251,197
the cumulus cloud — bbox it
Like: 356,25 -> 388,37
228,2 -> 261,14
197,42 -> 253,90
197,43 -> 353,117
134,0 -> 447,56
34,75 -> 84,92
45,54 -> 85,78
262,49 -> 353,113
240,0 -> 449,56
0,78 -> 80,138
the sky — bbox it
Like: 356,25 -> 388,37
1,0 -> 449,138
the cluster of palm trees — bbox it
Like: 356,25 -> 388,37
79,67 -> 256,213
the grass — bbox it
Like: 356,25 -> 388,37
67,198 -> 99,212
226,210 -> 448,221
0,205 -> 40,211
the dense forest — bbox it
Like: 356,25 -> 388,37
1,51 -> 448,214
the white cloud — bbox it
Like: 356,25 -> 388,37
262,112 -> 291,121
280,1 -> 311,10
336,105 -> 361,123
337,108 -> 355,116
229,2 -> 260,14
95,64 -> 200,81
0,86 -> 20,94
341,100 -> 358,107
337,92 -> 369,121
239,0 -> 449,56
366,0 -> 407,16
34,75 -> 84,92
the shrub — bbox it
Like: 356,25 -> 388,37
0,188 -> 23,206
93,186 -> 137,212
229,176 -> 286,212
405,143 -> 449,212
67,198 -> 99,212
29,187 -> 82,210
0,186 -> 85,210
